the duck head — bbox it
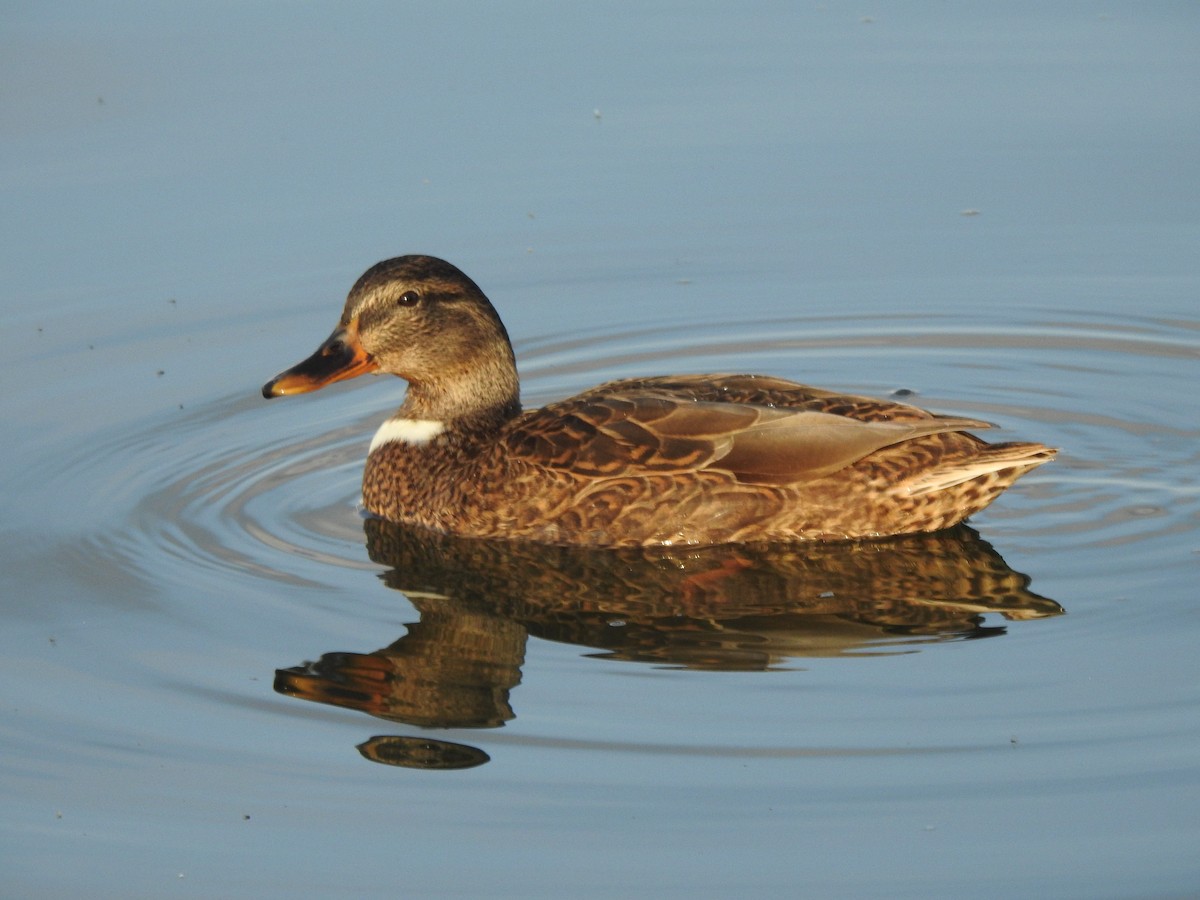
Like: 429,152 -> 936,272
262,255 -> 520,421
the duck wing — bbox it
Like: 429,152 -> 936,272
505,390 -> 992,485
572,374 -> 952,423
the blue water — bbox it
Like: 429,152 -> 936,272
3,4 -> 1199,898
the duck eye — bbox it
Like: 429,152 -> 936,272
397,290 -> 420,307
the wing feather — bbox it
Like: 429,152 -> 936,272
506,388 -> 993,484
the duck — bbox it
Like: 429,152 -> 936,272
262,255 -> 1056,548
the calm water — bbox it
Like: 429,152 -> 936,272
4,4 -> 1199,898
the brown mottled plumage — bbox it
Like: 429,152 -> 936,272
263,255 -> 1056,547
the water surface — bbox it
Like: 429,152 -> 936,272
3,4 -> 1199,898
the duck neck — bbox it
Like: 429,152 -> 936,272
398,365 -> 521,437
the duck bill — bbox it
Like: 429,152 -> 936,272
262,324 -> 378,398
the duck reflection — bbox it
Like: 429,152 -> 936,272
275,520 -> 1060,767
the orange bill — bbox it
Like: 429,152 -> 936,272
262,323 -> 378,398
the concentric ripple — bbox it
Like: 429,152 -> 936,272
34,309 -> 1200,598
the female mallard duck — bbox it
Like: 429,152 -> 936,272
263,255 -> 1055,548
